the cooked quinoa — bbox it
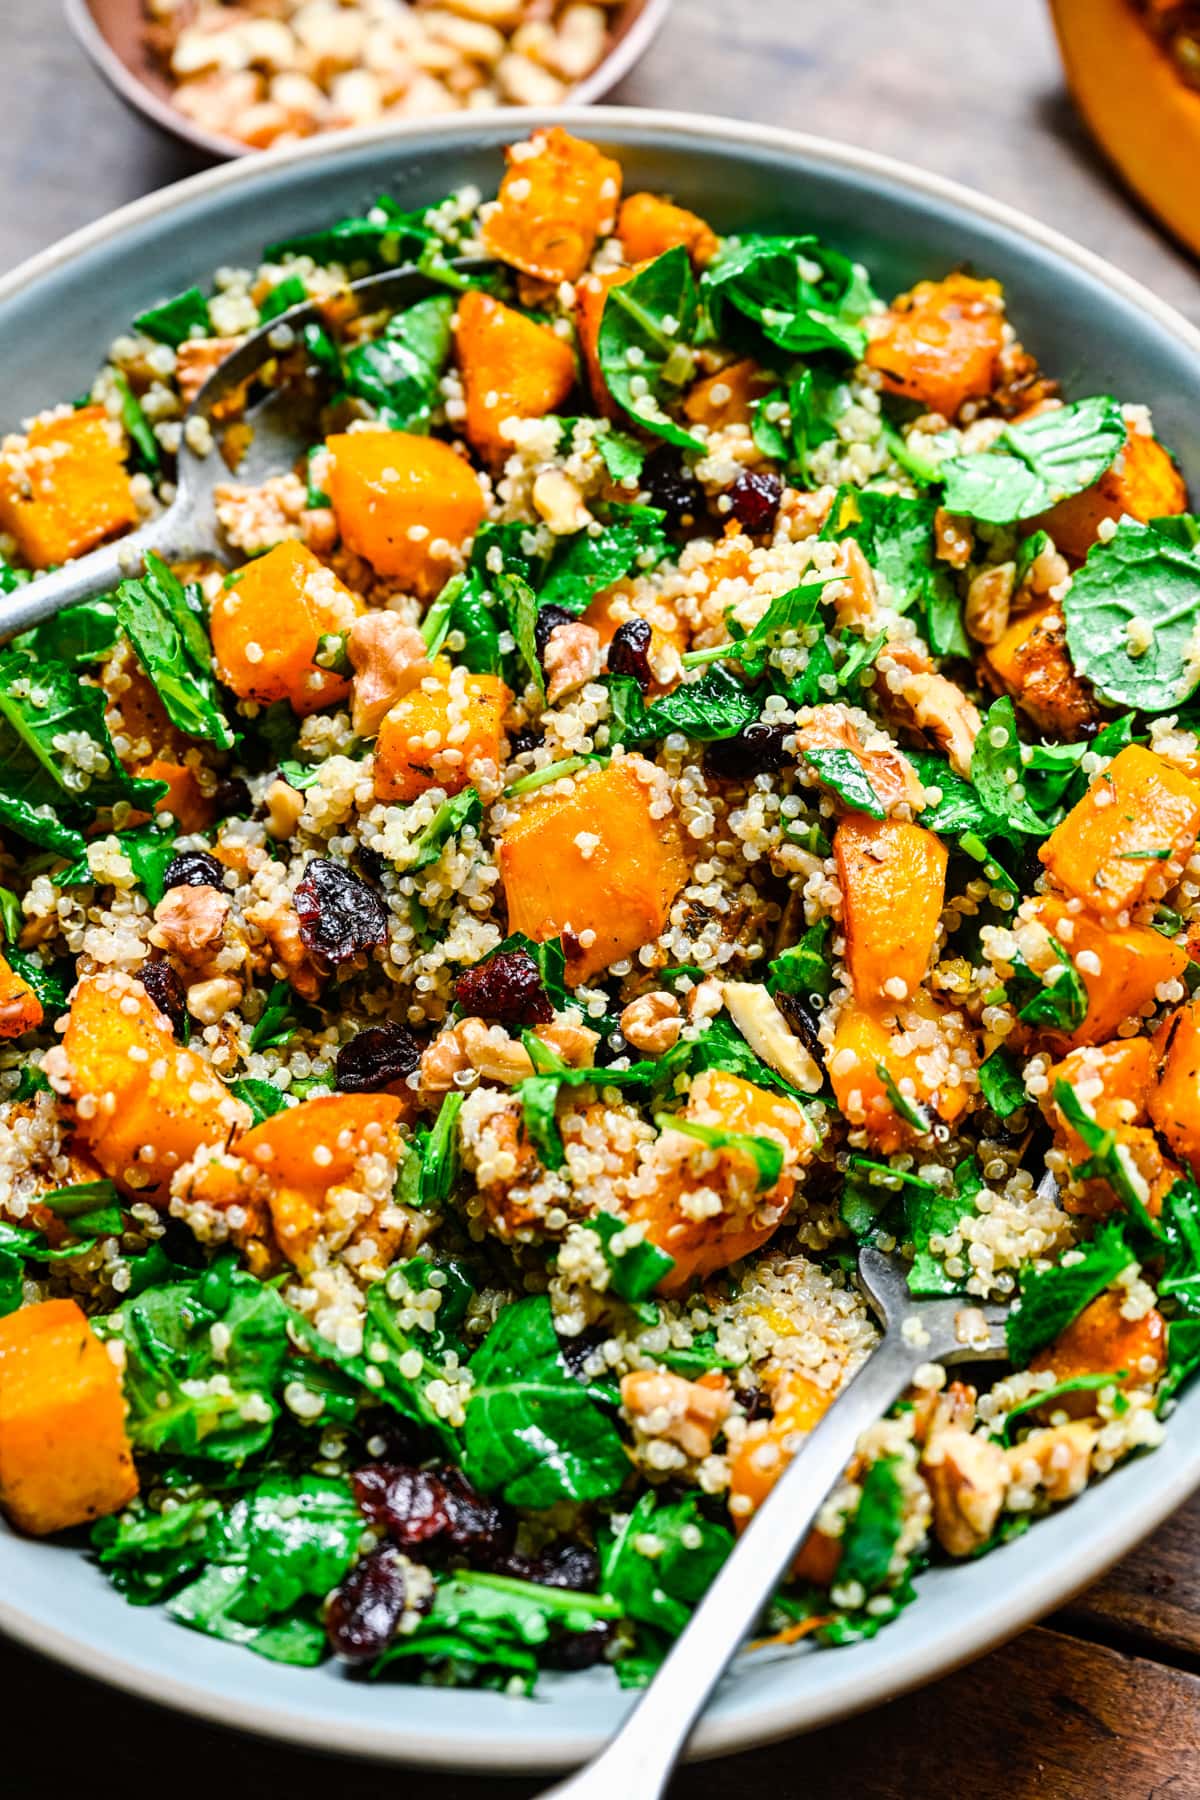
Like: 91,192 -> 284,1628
1,125 -> 1199,1687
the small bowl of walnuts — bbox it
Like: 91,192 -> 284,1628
67,0 -> 673,159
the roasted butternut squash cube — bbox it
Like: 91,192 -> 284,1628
500,757 -> 689,985
728,1367 -> 833,1533
1029,896 -> 1189,1045
1040,745 -> 1200,918
617,192 -> 719,269
62,971 -> 250,1201
1029,1291 -> 1166,1413
374,658 -> 509,803
683,359 -> 775,430
836,815 -> 947,1007
138,758 -> 217,835
482,127 -> 622,284
325,431 -> 486,597
1044,1037 -> 1157,1138
576,267 -> 636,415
981,600 -> 1099,741
0,1300 -> 137,1536
0,952 -> 42,1040
1039,428 -> 1187,561
828,996 -> 972,1154
0,406 -> 137,569
455,289 -> 577,464
1149,998 -> 1200,1174
210,540 -> 361,717
865,273 -> 1006,419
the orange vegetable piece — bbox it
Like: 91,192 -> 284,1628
1039,744 -> 1200,918
1149,997 -> 1200,1174
1028,895 -> 1189,1046
617,192 -> 719,269
137,758 -> 216,836
0,1299 -> 137,1536
0,952 -> 42,1040
1039,427 -> 1186,560
62,971 -> 249,1201
576,267 -> 636,415
1044,1037 -> 1157,1139
865,273 -> 1006,419
455,289 -> 577,464
728,1368 -> 832,1524
627,1069 -> 816,1295
210,539 -> 361,717
828,996 -> 972,1154
500,757 -> 689,985
982,600 -> 1098,740
1029,1291 -> 1166,1414
0,406 -> 137,570
482,127 -> 622,284
374,658 -> 509,804
325,431 -> 486,597
683,359 -> 775,430
835,814 -> 947,1007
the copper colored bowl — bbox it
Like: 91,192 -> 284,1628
65,0 -> 673,161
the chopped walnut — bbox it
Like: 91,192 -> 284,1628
883,643 -> 982,779
543,620 -> 601,706
828,539 -> 879,632
148,884 -> 229,967
347,612 -> 431,737
621,1369 -> 732,1461
1005,1420 -> 1097,1504
421,1015 -> 597,1091
247,894 -> 324,999
175,336 -> 242,406
532,469 -> 592,536
964,562 -> 1015,646
185,975 -> 244,1025
620,991 -> 682,1055
264,778 -> 305,840
921,1426 -> 1008,1556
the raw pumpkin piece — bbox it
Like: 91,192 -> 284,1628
1149,997 -> 1200,1173
981,600 -> 1099,740
1039,744 -> 1200,918
617,192 -> 719,269
576,267 -> 636,415
836,815 -> 948,1006
627,1068 -> 815,1295
865,273 -> 1006,419
1038,427 -> 1187,560
455,289 -> 577,463
1029,1291 -> 1166,1414
325,431 -> 486,597
210,539 -> 361,716
0,952 -> 42,1040
482,127 -> 622,284
683,360 -> 775,429
828,996 -> 972,1154
1028,896 -> 1189,1045
0,1299 -> 137,1536
500,756 -> 689,984
374,658 -> 509,803
62,971 -> 250,1201
0,406 -> 137,569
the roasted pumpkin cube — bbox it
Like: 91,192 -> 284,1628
0,952 -> 42,1040
836,815 -> 947,1007
617,192 -> 719,269
576,266 -> 636,415
0,406 -> 137,569
981,600 -> 1099,740
62,971 -> 250,1200
728,1367 -> 833,1532
374,658 -> 509,803
455,289 -> 577,464
683,359 -> 776,430
325,431 -> 486,597
1044,1037 -> 1157,1138
1028,896 -> 1189,1045
210,540 -> 361,717
865,274 -> 1006,419
500,757 -> 689,985
1029,1291 -> 1166,1413
1149,998 -> 1200,1173
828,996 -> 972,1154
138,758 -> 217,835
1039,428 -> 1187,561
1039,745 -> 1200,918
482,127 -> 622,284
0,1300 -> 137,1536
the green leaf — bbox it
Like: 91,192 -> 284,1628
1055,1079 -> 1164,1238
93,1497 -> 211,1602
874,1061 -> 931,1134
969,697 -> 1046,838
462,1296 -> 629,1507
682,577 -> 830,673
499,571 -> 542,693
258,275 -> 308,323
1063,518 -> 1200,713
5,949 -> 69,1018
342,294 -> 454,433
754,369 -> 853,485
58,823 -> 178,907
940,396 -> 1127,524
802,746 -> 884,818
1006,1215 -> 1135,1366
267,195 -> 434,269
405,786 -> 483,873
229,1077 -> 292,1126
538,504 -> 669,614
905,1158 -> 982,1296
248,978 -> 301,1052
821,486 -> 964,657
603,1490 -> 733,1640
418,1092 -> 464,1208
134,286 -> 212,347
978,1046 -> 1027,1119
999,1372 -> 1125,1441
585,1212 -> 675,1303
702,234 -> 874,361
114,552 -> 233,750
13,597 -> 120,668
609,665 -> 760,745
836,1455 -> 906,1592
596,248 -> 704,451
110,369 -> 159,472
1158,1171 -> 1200,1319
591,422 -> 647,482
767,917 -> 833,1004
1017,945 -> 1088,1034
654,1112 -> 784,1191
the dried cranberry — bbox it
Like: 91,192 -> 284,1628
355,844 -> 386,884
326,1546 -> 428,1664
724,468 -> 783,534
534,603 -> 575,662
454,948 -> 553,1027
162,850 -> 225,892
703,722 -> 791,779
353,1463 -> 515,1563
497,1541 -> 600,1592
508,724 -> 544,757
212,776 -> 252,817
643,452 -> 702,532
773,989 -> 823,1061
136,959 -> 187,1035
544,1624 -> 614,1671
607,618 -> 654,690
336,1023 -> 422,1093
294,858 -> 388,965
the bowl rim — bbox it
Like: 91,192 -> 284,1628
62,0 -> 676,161
3,104 -> 1200,1768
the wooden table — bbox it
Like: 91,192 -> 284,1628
5,1 -> 1200,1793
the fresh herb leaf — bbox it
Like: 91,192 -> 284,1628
229,1077 -> 292,1126
802,746 -> 884,818
539,504 -> 669,614
969,697 -> 1045,838
654,1112 -> 784,1191
836,1455 -> 906,1592
1006,1215 -> 1135,1366
607,665 -> 760,745
1063,517 -> 1200,713
596,248 -> 703,451
999,1372 -> 1123,1441
1017,947 -> 1088,1033
940,396 -> 1126,525
258,275 -> 307,323
702,234 -> 874,361
979,1046 -> 1027,1119
114,553 -> 233,749
418,1092 -> 464,1208
58,824 -> 178,907
341,294 -> 454,433
13,597 -> 120,668
405,786 -> 482,873
822,487 -> 965,657
905,1158 -> 981,1295
767,917 -> 833,1003
134,286 -> 212,347
585,1212 -> 675,1303
248,978 -> 302,1051
267,195 -> 433,269
603,1490 -> 733,1641
874,1061 -> 931,1134
111,370 -> 159,473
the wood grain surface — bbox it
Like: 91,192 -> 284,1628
4,2 -> 1200,1796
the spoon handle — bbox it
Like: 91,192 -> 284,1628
538,1330 -> 919,1800
0,510 -> 179,642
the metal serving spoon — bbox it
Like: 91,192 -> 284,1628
0,264 -> 472,642
539,1237 -> 1015,1800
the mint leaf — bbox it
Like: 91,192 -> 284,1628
1063,518 -> 1200,713
597,248 -> 703,451
940,396 -> 1127,524
703,234 -> 874,361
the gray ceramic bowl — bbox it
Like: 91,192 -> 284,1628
2,108 -> 1200,1771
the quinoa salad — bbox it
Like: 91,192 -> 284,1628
2,126 -> 1200,1692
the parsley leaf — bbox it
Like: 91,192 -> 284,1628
821,487 -> 965,657
585,1212 -> 675,1303
115,553 -> 233,749
978,1046 -> 1027,1118
134,286 -> 212,347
